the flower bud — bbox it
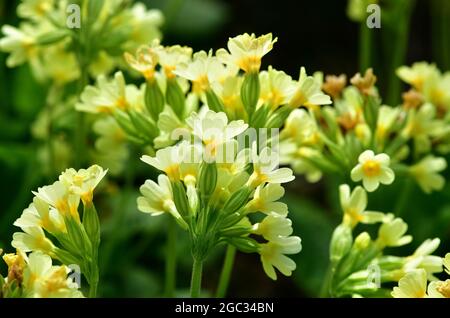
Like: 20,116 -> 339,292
241,72 -> 260,118
197,162 -> 217,199
145,81 -> 165,121
228,237 -> 260,253
205,89 -> 225,113
128,109 -> 159,141
172,181 -> 191,219
354,232 -> 371,251
36,30 -> 69,45
266,105 -> 292,129
222,187 -> 252,215
250,105 -> 269,128
166,78 -> 185,118
330,224 -> 353,265
113,110 -> 140,139
82,202 -> 101,250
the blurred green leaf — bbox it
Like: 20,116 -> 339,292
12,65 -> 46,119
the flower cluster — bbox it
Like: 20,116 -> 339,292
0,0 -> 163,84
8,164 -> 107,297
76,33 -> 331,175
280,67 -> 449,193
326,183 -> 443,297
1,250 -> 82,298
392,253 -> 450,298
137,110 -> 301,281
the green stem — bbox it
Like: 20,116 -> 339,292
385,1 -> 415,106
359,21 -> 373,72
88,262 -> 99,298
75,66 -> 88,168
394,178 -> 413,218
319,262 -> 334,298
46,96 -> 55,179
164,217 -> 177,297
215,245 -> 236,298
190,258 -> 203,298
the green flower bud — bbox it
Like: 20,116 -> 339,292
363,95 -> 379,132
354,232 -> 371,251
54,247 -> 80,266
166,79 -> 185,118
330,224 -> 353,265
228,237 -> 259,253
321,106 -> 339,136
222,186 -> 252,215
197,162 -> 217,199
266,105 -> 292,129
82,202 -> 101,250
250,105 -> 270,128
36,30 -> 69,46
113,110 -> 140,139
127,109 -> 159,141
219,226 -> 252,237
64,215 -> 92,256
172,181 -> 191,219
241,72 -> 260,118
205,89 -> 225,113
145,81 -> 165,121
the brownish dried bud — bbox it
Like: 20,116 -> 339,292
322,74 -> 347,100
350,68 -> 377,96
402,89 -> 423,110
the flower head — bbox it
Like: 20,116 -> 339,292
156,44 -> 193,79
288,67 -> 332,108
247,145 -> 295,188
59,165 -> 108,204
174,51 -> 226,94
252,213 -> 293,241
409,156 -> 447,193
259,66 -> 297,109
245,183 -> 288,216
76,72 -> 129,114
351,150 -> 395,192
124,45 -> 159,80
0,25 -> 37,67
12,226 -> 56,256
259,236 -> 302,280
217,33 -> 277,73
392,269 -> 428,298
339,184 -> 387,228
376,218 -> 412,248
21,251 -> 83,298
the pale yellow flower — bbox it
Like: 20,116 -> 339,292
351,150 -> 395,192
216,33 -> 277,73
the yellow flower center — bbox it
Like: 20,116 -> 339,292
164,65 -> 177,79
164,164 -> 180,181
437,280 -> 450,298
238,55 -> 261,73
116,96 -> 128,110
43,267 -> 68,296
193,75 -> 210,94
248,170 -> 268,188
362,160 -> 381,177
289,90 -> 307,108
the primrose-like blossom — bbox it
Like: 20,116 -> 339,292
216,33 -> 277,74
351,150 -> 395,192
2,250 -> 84,298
